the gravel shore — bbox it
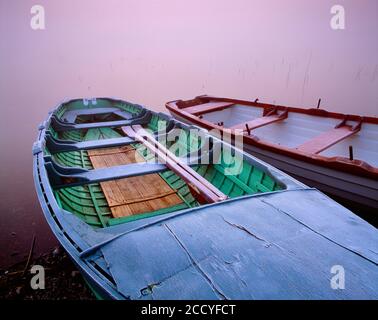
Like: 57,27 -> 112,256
0,246 -> 95,300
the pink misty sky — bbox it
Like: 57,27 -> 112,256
1,0 -> 377,115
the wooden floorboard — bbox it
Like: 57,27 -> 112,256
87,145 -> 183,218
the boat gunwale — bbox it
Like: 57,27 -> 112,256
33,98 -> 180,298
33,146 -> 124,300
166,96 -> 378,179
176,94 -> 378,124
32,96 -> 307,299
37,97 -> 301,213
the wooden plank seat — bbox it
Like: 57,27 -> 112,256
45,159 -> 166,189
296,118 -> 362,154
87,145 -> 183,218
230,108 -> 288,132
122,125 -> 228,203
62,107 -> 132,123
183,102 -> 234,116
45,133 -> 134,154
50,111 -> 150,132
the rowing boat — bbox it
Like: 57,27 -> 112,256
166,95 -> 378,215
33,97 -> 378,299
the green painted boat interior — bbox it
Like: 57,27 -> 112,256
46,99 -> 284,228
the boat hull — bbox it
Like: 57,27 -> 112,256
243,144 -> 378,223
169,109 -> 378,215
33,97 -> 378,300
33,154 -> 121,300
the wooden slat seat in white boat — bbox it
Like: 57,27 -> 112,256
183,102 -> 234,115
230,108 -> 288,132
296,119 -> 362,154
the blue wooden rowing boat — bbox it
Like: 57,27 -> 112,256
33,97 -> 378,299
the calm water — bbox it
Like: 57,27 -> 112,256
0,0 -> 377,268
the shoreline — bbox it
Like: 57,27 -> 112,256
0,246 -> 95,300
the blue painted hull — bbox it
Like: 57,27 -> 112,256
33,98 -> 378,300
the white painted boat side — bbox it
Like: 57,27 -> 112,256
171,112 -> 378,209
243,144 -> 378,208
200,105 -> 378,167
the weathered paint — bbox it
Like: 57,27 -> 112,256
33,97 -> 378,300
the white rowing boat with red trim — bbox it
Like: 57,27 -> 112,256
166,95 -> 378,220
